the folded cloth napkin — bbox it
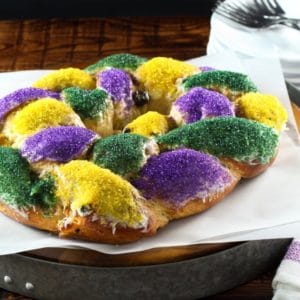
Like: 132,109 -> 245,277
272,239 -> 300,299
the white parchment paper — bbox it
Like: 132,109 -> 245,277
0,52 -> 300,255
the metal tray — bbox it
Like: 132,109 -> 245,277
0,239 -> 291,299
0,80 -> 298,299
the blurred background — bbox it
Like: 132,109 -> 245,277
0,1 -> 215,71
0,0 -> 215,18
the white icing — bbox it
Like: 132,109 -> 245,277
142,139 -> 159,163
169,105 -> 186,126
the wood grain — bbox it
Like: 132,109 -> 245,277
0,17 -> 210,71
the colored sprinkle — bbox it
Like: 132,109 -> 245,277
0,147 -> 33,207
21,126 -> 97,163
97,68 -> 133,109
85,53 -> 147,74
170,87 -> 234,125
133,149 -> 233,204
33,68 -> 95,91
157,117 -> 279,164
62,87 -> 110,119
92,133 -> 154,177
183,70 -> 258,96
30,175 -> 57,209
200,66 -> 216,72
136,57 -> 198,113
8,98 -> 77,136
54,160 -> 144,227
237,92 -> 288,131
124,111 -> 169,137
0,87 -> 60,121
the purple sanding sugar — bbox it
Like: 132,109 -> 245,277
132,149 -> 232,205
97,68 -> 133,108
173,87 -> 234,123
0,87 -> 60,121
21,126 -> 96,163
199,66 -> 216,72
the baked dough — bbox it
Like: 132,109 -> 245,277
0,54 -> 287,244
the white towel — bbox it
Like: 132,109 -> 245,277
272,240 -> 300,299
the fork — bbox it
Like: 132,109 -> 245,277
213,0 -> 300,31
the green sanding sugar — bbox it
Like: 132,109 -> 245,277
0,147 -> 34,207
62,87 -> 109,119
183,70 -> 258,93
92,133 -> 149,177
157,117 -> 279,164
30,175 -> 57,209
0,147 -> 58,209
84,53 -> 147,74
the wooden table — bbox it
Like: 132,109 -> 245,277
0,16 -> 298,300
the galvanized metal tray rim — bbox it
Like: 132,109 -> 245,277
15,238 -> 291,270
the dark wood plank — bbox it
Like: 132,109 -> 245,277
206,272 -> 274,300
0,290 -> 31,300
0,17 -> 210,71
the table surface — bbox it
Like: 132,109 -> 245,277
0,16 -> 298,300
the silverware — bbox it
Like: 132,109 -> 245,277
213,0 -> 300,30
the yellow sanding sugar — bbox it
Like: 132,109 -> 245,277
33,68 -> 95,91
125,111 -> 169,137
136,57 -> 198,113
54,160 -> 144,227
237,92 -> 288,131
10,98 -> 76,136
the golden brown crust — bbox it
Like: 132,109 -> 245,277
221,156 -> 276,178
0,165 -> 246,244
0,154 -> 275,244
59,205 -> 169,244
60,216 -> 154,244
149,173 -> 240,220
0,201 -> 61,232
0,200 -> 168,244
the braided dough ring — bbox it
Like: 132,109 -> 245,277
0,54 -> 287,244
